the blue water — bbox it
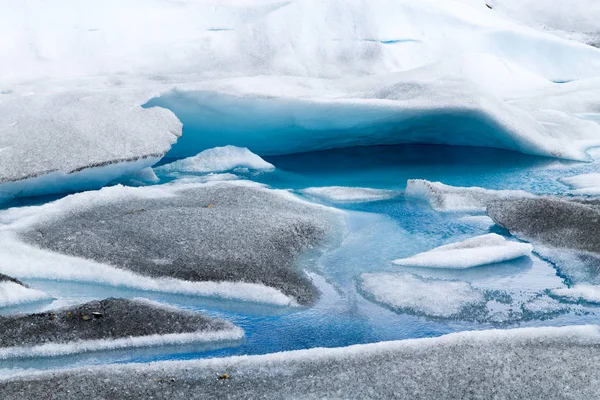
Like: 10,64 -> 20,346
3,143 -> 600,376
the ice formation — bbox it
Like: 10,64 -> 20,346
392,233 -> 532,269
0,275 -> 50,308
2,0 -> 600,201
560,173 -> 600,195
360,273 -> 485,318
300,186 -> 400,203
0,181 -> 343,306
4,325 -> 600,399
552,285 -> 600,304
157,146 -> 275,174
0,298 -> 243,359
405,179 -> 533,212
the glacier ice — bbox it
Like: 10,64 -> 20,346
0,181 -> 343,306
392,233 -> 532,269
405,179 -> 533,212
157,146 -> 275,174
300,186 -> 400,203
560,173 -> 600,195
3,325 -> 600,399
0,275 -> 51,309
360,272 -> 485,318
0,298 -> 243,359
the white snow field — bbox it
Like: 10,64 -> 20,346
300,186 -> 400,203
392,233 -> 533,269
2,0 -> 600,201
405,179 -> 533,212
487,0 -> 600,46
360,272 -> 485,318
157,146 -> 275,174
0,281 -> 51,309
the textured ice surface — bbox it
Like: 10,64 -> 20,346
157,146 -> 274,174
406,179 -> 533,212
300,186 -> 400,203
487,0 -> 600,46
360,273 -> 485,318
392,233 -> 532,269
0,298 -> 242,359
4,181 -> 342,306
560,173 -> 600,195
3,325 -> 600,400
0,275 -> 50,308
552,285 -> 600,304
488,197 -> 600,284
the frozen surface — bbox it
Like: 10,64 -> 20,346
0,298 -> 242,359
0,275 -> 50,308
3,325 -> 600,400
392,233 -> 532,269
1,181 -> 342,306
300,186 -> 400,203
157,146 -> 274,174
405,179 -> 533,212
360,273 -> 485,318
487,0 -> 600,46
560,173 -> 600,195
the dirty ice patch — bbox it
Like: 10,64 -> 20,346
157,146 -> 275,174
0,281 -> 51,308
405,179 -> 533,212
560,173 -> 600,195
300,186 -> 401,203
392,233 -> 533,269
360,273 -> 485,318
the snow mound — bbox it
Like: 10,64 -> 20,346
158,146 -> 274,174
560,173 -> 600,195
405,179 -> 533,212
552,285 -> 600,303
392,233 -> 532,269
3,325 -> 600,399
360,273 -> 485,318
300,186 -> 400,203
0,281 -> 50,308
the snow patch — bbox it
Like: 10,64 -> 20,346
300,186 -> 400,203
157,146 -> 274,174
0,282 -> 51,308
560,173 -> 600,195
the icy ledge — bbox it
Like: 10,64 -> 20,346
2,325 -> 600,399
392,233 -> 533,269
0,274 -> 51,308
300,186 -> 401,203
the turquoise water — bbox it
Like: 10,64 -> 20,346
3,143 -> 600,376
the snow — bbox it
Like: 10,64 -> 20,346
552,285 -> 600,303
392,233 -> 533,269
157,146 -> 274,174
360,273 -> 485,318
2,0 -> 600,201
0,281 -> 51,308
560,173 -> 600,195
300,186 -> 400,203
405,179 -> 533,212
487,0 -> 600,46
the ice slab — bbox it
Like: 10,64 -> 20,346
360,273 -> 485,318
0,275 -> 50,308
1,181 -> 343,306
3,325 -> 600,399
0,298 -> 242,359
300,186 -> 400,203
406,179 -> 533,212
560,173 -> 600,195
392,233 -> 532,269
157,145 -> 275,174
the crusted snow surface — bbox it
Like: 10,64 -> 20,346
0,180 -> 343,306
157,146 -> 275,174
560,173 -> 600,195
392,233 -> 533,269
300,186 -> 400,203
487,0 -> 600,46
3,325 -> 600,399
360,273 -> 485,318
405,179 -> 533,212
0,298 -> 243,359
